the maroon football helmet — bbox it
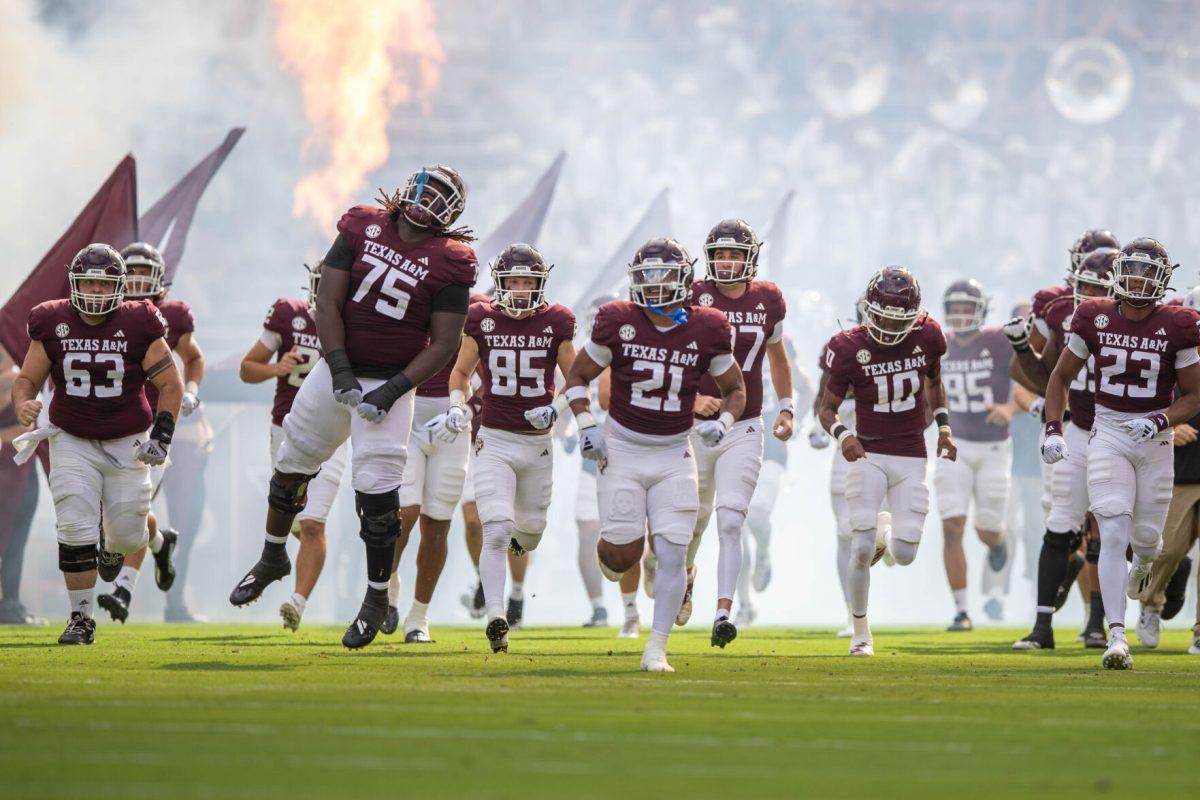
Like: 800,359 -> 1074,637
628,238 -> 695,310
491,243 -> 552,315
703,219 -> 761,284
1068,228 -> 1120,273
1113,237 -> 1175,305
942,278 -> 988,332
69,243 -> 127,316
863,267 -> 922,345
399,164 -> 467,230
120,241 -> 167,299
1072,247 -> 1117,306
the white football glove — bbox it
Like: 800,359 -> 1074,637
135,438 -> 170,466
579,424 -> 607,464
1121,416 -> 1164,444
180,392 -> 200,417
523,405 -> 558,431
1003,316 -> 1031,351
1028,396 -> 1045,420
807,421 -> 830,449
695,419 -> 728,448
333,387 -> 363,407
439,404 -> 470,441
1040,434 -> 1068,464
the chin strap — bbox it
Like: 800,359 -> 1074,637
648,302 -> 689,326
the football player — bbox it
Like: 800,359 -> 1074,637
674,220 -> 791,648
383,289 -> 488,642
228,165 -> 478,650
565,238 -> 745,672
236,261 -> 348,630
934,279 -> 1017,631
11,244 -> 183,644
1008,247 -> 1117,650
1042,238 -> 1200,669
818,267 -> 953,656
94,242 -> 200,623
438,243 -> 575,652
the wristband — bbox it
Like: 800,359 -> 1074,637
718,411 -> 736,429
778,397 -> 795,415
185,380 -> 199,396
1150,412 -> 1170,432
576,411 -> 597,430
565,385 -> 590,403
1044,420 -> 1063,437
831,422 -> 850,441
836,428 -> 854,445
325,348 -> 353,376
933,407 -> 950,429
448,388 -> 467,408
938,426 -> 952,436
150,411 -> 176,445
363,372 -> 414,412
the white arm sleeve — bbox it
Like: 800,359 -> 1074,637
1176,347 -> 1200,369
584,339 -> 612,368
1032,317 -> 1051,339
1066,333 -> 1090,359
259,329 -> 283,351
708,353 -> 735,376
767,320 -> 784,344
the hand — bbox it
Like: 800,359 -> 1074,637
1028,396 -> 1045,420
579,425 -> 607,465
693,394 -> 722,417
695,418 -> 728,448
807,423 -> 830,449
135,438 -> 169,466
937,432 -> 957,461
275,349 -> 303,377
985,403 -> 1013,425
773,411 -> 794,441
524,405 -> 558,430
1002,316 -> 1030,351
16,399 -> 41,426
1174,423 -> 1198,446
840,434 -> 866,462
430,405 -> 469,443
1121,415 -> 1166,445
1041,433 -> 1068,464
333,383 -> 363,407
180,392 -> 200,417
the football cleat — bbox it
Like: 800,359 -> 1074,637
380,605 -> 400,635
582,606 -> 608,628
341,587 -> 389,649
1012,626 -> 1055,650
486,617 -> 510,653
229,553 -> 291,607
836,621 -> 854,638
506,597 -> 524,630
279,600 -> 302,632
618,615 -> 641,639
58,612 -> 95,645
987,540 -> 1009,573
1102,637 -> 1133,670
848,639 -> 874,657
982,596 -> 1004,622
96,536 -> 124,583
752,550 -> 772,592
460,582 -> 486,619
0,598 -> 46,626
642,553 -> 656,599
1126,558 -> 1153,600
711,617 -> 737,648
1135,607 -> 1161,649
1189,632 -> 1200,656
674,565 -> 696,626
946,611 -> 973,632
734,604 -> 756,630
640,634 -> 673,672
152,529 -> 179,591
404,625 -> 433,644
1083,628 -> 1108,649
1054,553 -> 1085,611
507,537 -> 526,557
97,586 -> 131,623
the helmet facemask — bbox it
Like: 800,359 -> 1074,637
629,261 -> 692,310
70,270 -> 126,316
704,240 -> 758,284
493,266 -> 549,317
864,301 -> 920,345
399,167 -> 466,230
943,292 -> 986,333
1113,252 -> 1173,305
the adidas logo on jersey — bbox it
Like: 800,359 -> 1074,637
913,345 -> 923,353
543,326 -> 554,334
1155,327 -> 1167,335
418,256 -> 429,266
756,302 -> 765,310
540,449 -> 549,456
687,341 -> 698,350
980,347 -> 989,357
114,330 -> 125,338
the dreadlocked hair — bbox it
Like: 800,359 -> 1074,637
376,187 -> 477,244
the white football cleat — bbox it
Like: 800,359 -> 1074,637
849,639 -> 874,657
1189,632 -> 1200,656
640,633 -> 674,672
1102,637 -> 1133,670
1126,557 -> 1152,600
1136,607 -> 1161,649
618,614 -> 641,639
674,565 -> 697,626
279,600 -> 302,632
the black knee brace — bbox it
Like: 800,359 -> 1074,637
355,490 -> 401,548
1067,527 -> 1085,553
1085,533 -> 1101,565
59,542 -> 98,573
268,470 -> 316,515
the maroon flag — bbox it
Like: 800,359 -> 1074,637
139,128 -> 244,285
0,155 -> 138,362
760,190 -> 795,281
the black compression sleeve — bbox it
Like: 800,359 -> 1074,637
431,283 -> 470,313
323,234 -> 356,270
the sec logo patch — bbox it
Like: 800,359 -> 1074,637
292,316 -> 308,331
365,224 -> 382,239
1094,314 -> 1109,330
698,293 -> 714,307
856,348 -> 871,364
481,317 -> 496,333
55,322 -> 69,338
619,324 -> 636,342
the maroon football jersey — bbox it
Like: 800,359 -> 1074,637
418,292 -> 491,398
941,326 -> 1012,442
28,299 -> 166,440
262,298 -> 321,426
334,206 -> 478,378
591,301 -> 734,437
1071,299 -> 1200,414
144,298 -> 195,410
464,300 -> 575,432
824,316 -> 947,457
1031,284 -> 1070,330
1043,294 -> 1096,431
692,279 -> 786,421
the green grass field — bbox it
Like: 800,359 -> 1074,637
2,624 -> 1198,799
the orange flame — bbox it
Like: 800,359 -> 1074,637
275,0 -> 443,231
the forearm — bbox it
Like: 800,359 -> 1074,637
11,376 -> 36,410
927,377 -> 948,418
1013,349 -> 1050,393
401,340 -> 459,389
240,359 -> 277,384
448,366 -> 473,398
1165,393 -> 1200,426
812,371 -> 829,417
152,375 -> 184,418
1043,370 -> 1069,424
767,344 -> 794,402
183,354 -> 204,389
1009,354 -> 1042,395
818,395 -> 843,434
1013,382 -> 1037,412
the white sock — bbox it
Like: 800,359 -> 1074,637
715,507 -> 746,603
480,520 -> 512,619
290,592 -> 307,614
715,607 -> 730,621
952,589 -> 968,614
405,599 -> 428,629
622,591 -> 638,617
68,588 -> 94,618
509,581 -> 524,602
1110,623 -> 1127,643
848,529 -> 875,618
836,536 -> 852,604
650,537 -> 687,637
1096,513 -> 1133,630
576,520 -> 604,602
148,529 -> 164,554
646,629 -> 669,654
852,613 -> 871,641
736,535 -> 753,605
387,570 -> 401,605
115,566 -> 139,592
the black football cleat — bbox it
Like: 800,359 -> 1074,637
58,613 -> 96,645
342,587 -> 389,649
97,586 -> 132,623
380,605 -> 400,635
947,611 -> 973,632
987,540 -> 1009,573
508,537 -> 526,556
486,617 -> 510,653
1053,553 -> 1085,611
153,529 -> 179,591
1012,626 -> 1055,650
711,617 -> 738,648
229,553 -> 291,607
506,597 -> 524,630
1163,556 -> 1193,620
1082,628 -> 1108,649
96,537 -> 124,583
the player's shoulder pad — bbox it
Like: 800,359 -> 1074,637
27,299 -> 70,340
1072,297 -> 1108,322
429,237 -> 479,287
1164,301 -> 1200,329
134,299 -> 168,338
690,304 -> 730,326
1032,284 -> 1069,318
336,204 -> 385,239
547,303 -> 576,338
